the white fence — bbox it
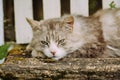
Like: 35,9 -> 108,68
0,0 -> 4,45
0,0 -> 120,45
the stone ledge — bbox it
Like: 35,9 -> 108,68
0,57 -> 120,80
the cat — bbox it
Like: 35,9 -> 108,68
26,14 -> 106,60
92,8 -> 120,57
26,18 -> 72,60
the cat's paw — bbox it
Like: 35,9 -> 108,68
26,45 -> 32,51
31,50 -> 45,58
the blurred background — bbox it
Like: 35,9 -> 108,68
1,0 -> 120,44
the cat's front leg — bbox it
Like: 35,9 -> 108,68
26,44 -> 45,58
31,49 -> 46,58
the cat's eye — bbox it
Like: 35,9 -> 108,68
41,41 -> 49,46
58,39 -> 65,45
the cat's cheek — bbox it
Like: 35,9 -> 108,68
54,48 -> 67,59
43,48 -> 53,57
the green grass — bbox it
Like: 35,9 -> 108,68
0,44 -> 11,60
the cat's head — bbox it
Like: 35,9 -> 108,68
26,15 -> 74,60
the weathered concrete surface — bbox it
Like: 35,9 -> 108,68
0,55 -> 120,80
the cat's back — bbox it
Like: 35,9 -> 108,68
72,15 -> 104,43
93,8 -> 120,57
92,8 -> 120,41
93,8 -> 120,17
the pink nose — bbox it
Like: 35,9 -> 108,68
51,51 -> 56,55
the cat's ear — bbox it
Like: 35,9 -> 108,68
62,15 -> 74,28
26,18 -> 40,29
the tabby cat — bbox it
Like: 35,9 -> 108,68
26,8 -> 120,60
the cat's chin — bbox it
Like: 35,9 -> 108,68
45,53 -> 67,60
52,57 -> 60,60
44,54 -> 65,60
51,56 -> 65,60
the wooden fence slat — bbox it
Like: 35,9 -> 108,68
14,0 -> 33,44
70,0 -> 89,16
102,0 -> 120,9
0,0 -> 4,45
43,0 -> 61,19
